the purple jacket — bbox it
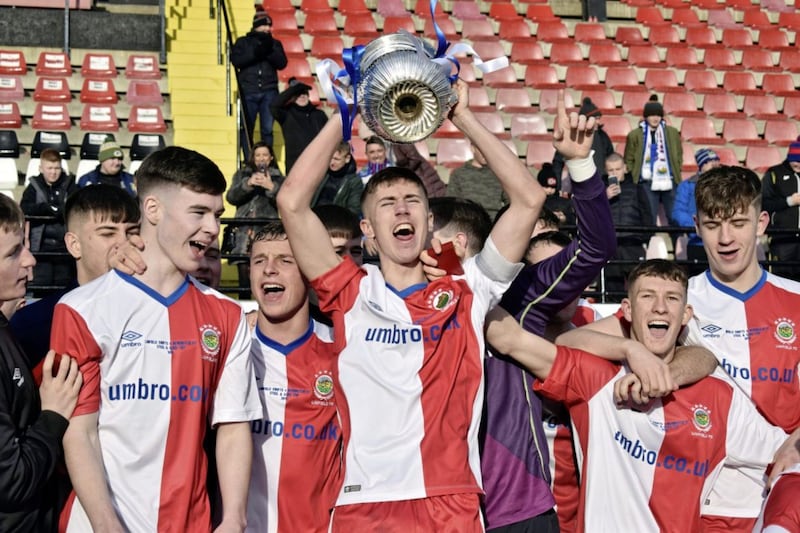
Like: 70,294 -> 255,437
482,172 -> 616,529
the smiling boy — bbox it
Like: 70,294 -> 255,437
52,147 -> 262,533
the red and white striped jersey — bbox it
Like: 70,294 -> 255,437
684,270 -> 800,518
312,254 -> 514,506
246,319 -> 341,533
51,271 -> 262,533
536,345 -> 786,533
754,463 -> 800,533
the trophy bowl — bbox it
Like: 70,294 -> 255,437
357,33 -> 457,144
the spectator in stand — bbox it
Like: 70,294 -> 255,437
447,143 -> 507,219
603,152 -> 652,300
231,9 -> 287,152
393,142 -> 447,199
271,78 -> 328,175
624,95 -> 682,225
21,149 -> 77,296
538,163 -> 576,227
311,142 -> 363,216
0,193 -> 82,533
225,141 -> 284,297
762,138 -> 800,281
553,98 -> 614,190
356,136 -> 391,185
77,140 -> 135,197
671,148 -> 721,276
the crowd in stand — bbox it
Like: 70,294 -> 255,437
3,6 -> 800,533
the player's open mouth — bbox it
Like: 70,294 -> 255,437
393,223 -> 415,240
647,320 -> 669,339
261,283 -> 285,298
718,248 -> 738,259
190,241 -> 208,254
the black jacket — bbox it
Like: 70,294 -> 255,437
271,84 -> 328,174
230,31 -> 287,94
763,160 -> 800,238
20,173 -> 76,252
0,314 -> 70,532
604,173 -> 653,244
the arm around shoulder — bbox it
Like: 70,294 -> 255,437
485,306 -> 556,380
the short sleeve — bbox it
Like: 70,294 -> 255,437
535,345 -> 622,406
310,257 -> 365,315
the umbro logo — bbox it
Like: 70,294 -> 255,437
701,324 -> 722,334
121,330 -> 142,342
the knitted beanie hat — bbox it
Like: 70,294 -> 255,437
98,141 -> 123,162
579,97 -> 601,118
695,148 -> 720,169
643,94 -> 664,118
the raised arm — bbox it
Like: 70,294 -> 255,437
276,114 -> 344,280
485,306 -> 557,380
449,80 -> 543,263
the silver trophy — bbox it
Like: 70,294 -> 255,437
356,32 -> 457,144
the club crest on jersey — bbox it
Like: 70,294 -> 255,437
199,324 -> 221,362
691,404 -> 712,433
774,318 -> 797,345
313,371 -> 334,402
428,288 -> 456,311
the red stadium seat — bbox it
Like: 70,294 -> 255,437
565,65 -> 600,90
33,77 -> 71,102
301,0 -> 332,12
460,19 -> 496,41
338,0 -> 367,14
525,4 -> 558,22
580,89 -> 621,115
626,45 -> 662,68
280,34 -> 306,58
722,118 -> 764,146
684,27 -> 722,49
451,1 -> 485,20
549,43 -> 585,66
32,103 -> 72,130
778,12 -> 800,31
483,66 -> 518,88
377,0 -> 407,17
511,41 -> 546,65
510,114 -> 550,140
126,80 -> 162,105
615,27 -> 645,45
679,117 -> 723,145
714,147 -> 740,166
780,50 -> 800,74
574,23 -> 607,43
643,69 -> 681,93
0,102 -> 22,128
303,12 -> 339,36
525,140 -> 556,170
382,16 -> 417,34
647,26 -> 683,47
415,0 -> 444,18
125,55 -> 161,79
277,59 -> 313,86
535,21 -> 571,43
436,138 -> 471,168
600,116 -> 633,142
310,36 -> 344,60
432,118 -> 462,138
36,51 -> 71,76
80,78 -> 118,104
742,10 -> 773,30
269,12 -> 300,36
636,6 -> 670,26
423,16 -> 457,41
670,7 -> 704,27
742,95 -> 782,120
80,53 -> 117,78
257,0 -> 294,13
467,86 -> 492,112
127,105 -> 167,133
727,0 -> 759,10
745,146 -> 782,173
537,89 -> 573,114
587,43 -> 623,66
763,119 -> 798,147
665,47 -> 701,70
720,28 -> 754,50
703,48 -> 740,71
0,50 -> 26,75
740,49 -> 780,73
471,40 -> 505,62
498,19 -> 531,42
706,8 -> 739,29
605,67 -> 643,92
758,28 -> 793,51
474,111 -> 509,139
495,87 -> 534,113
621,90 -> 652,114
80,104 -> 119,132
703,93 -> 741,119
722,72 -> 761,96
784,95 -> 800,120
488,3 -> 519,20
343,12 -> 378,38
762,73 -> 796,97
0,76 -> 23,102
523,65 -> 561,90
663,92 -> 704,117
683,70 -> 724,94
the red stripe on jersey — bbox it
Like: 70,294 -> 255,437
551,425 -> 579,533
158,287 -> 238,532
761,470 -> 800,531
50,303 -> 103,415
744,284 -> 800,432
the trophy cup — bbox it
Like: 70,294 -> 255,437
356,32 -> 457,144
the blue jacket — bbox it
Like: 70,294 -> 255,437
482,172 -> 616,529
77,167 -> 136,197
671,174 -> 702,247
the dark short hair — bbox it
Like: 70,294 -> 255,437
695,165 -> 761,220
527,230 -> 572,261
65,185 -> 141,230
40,148 -> 62,164
135,146 -> 227,197
251,220 -> 288,248
627,259 -> 688,295
364,135 -> 385,149
360,166 -> 428,208
0,194 -> 24,234
314,204 -> 361,240
430,196 -> 491,256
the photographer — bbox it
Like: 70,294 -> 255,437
231,10 -> 287,153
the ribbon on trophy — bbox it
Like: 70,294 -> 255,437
315,0 -> 509,144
